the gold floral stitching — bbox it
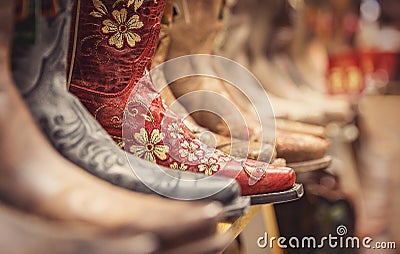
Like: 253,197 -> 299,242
80,35 -> 111,63
90,0 -> 108,17
89,0 -> 144,49
127,0 -> 144,11
170,162 -> 188,171
102,8 -> 143,49
94,104 -> 125,128
130,128 -> 169,163
125,100 -> 155,124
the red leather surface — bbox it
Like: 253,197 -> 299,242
69,0 -> 165,139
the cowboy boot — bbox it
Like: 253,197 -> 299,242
12,0 -> 247,208
152,1 -> 277,163
164,0 -> 265,138
11,0 -> 242,205
219,0 -> 329,125
67,0 -> 296,196
164,0 -> 331,166
0,202 -> 158,254
1,2 -> 226,248
275,130 -> 330,163
0,200 -> 232,254
160,0 -> 278,158
275,119 -> 326,138
162,0 -> 327,133
247,0 -> 353,124
220,0 -> 348,124
211,0 -> 333,170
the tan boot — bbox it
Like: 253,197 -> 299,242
154,0 -> 276,163
164,0 -> 331,168
219,0 -> 328,125
247,0 -> 353,123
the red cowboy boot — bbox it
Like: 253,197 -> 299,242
68,0 -> 296,196
68,0 -> 165,144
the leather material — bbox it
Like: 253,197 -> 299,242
164,0 -> 330,165
0,203 -> 157,254
152,7 -> 278,163
123,78 -> 295,195
163,0 -> 269,141
165,0 -> 239,136
276,119 -> 326,138
194,132 -> 277,162
68,0 -> 165,140
11,0 -> 241,204
218,0 -> 329,125
163,0 -> 321,166
275,130 -> 331,163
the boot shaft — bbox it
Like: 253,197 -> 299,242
67,0 -> 166,139
12,0 -> 72,95
166,0 -> 223,58
68,0 -> 166,93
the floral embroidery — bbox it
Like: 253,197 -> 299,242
88,0 -> 144,49
102,8 -> 144,49
179,140 -> 204,162
127,0 -> 144,11
198,157 -> 220,176
127,0 -> 158,11
170,162 -> 188,171
215,151 -> 231,163
167,123 -> 184,139
130,128 -> 169,163
90,0 -> 108,18
125,100 -> 155,123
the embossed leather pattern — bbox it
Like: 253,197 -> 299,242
69,0 -> 165,139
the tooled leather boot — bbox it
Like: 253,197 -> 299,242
67,0 -> 296,196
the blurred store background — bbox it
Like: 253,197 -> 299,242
230,0 -> 400,253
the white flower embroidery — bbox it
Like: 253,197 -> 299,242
179,140 -> 204,162
170,162 -> 188,171
215,152 -> 231,163
167,123 -> 184,139
198,157 -> 220,176
130,128 -> 169,163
